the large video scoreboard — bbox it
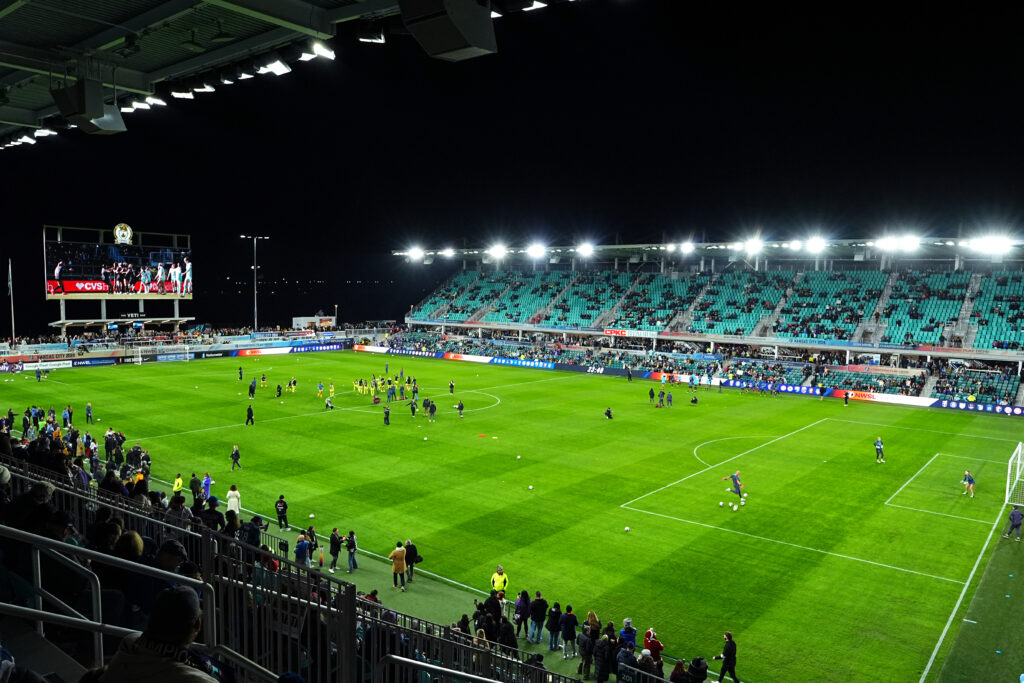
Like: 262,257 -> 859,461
44,224 -> 193,300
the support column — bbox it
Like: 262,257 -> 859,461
174,298 -> 180,320
98,300 -> 104,321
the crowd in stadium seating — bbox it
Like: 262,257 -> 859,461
814,368 -> 926,396
931,368 -> 1021,405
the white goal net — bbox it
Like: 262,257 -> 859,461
1005,442 -> 1024,506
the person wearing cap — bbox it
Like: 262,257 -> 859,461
619,618 -> 637,649
99,586 -> 217,682
490,565 -> 509,593
637,648 -> 657,675
197,496 -> 225,533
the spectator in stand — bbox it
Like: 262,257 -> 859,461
528,590 -> 548,644
345,530 -> 358,572
577,625 -> 594,679
619,618 -> 637,648
593,634 -> 613,683
164,495 -> 192,535
98,585 -> 217,682
497,616 -> 518,654
294,533 -> 311,568
669,659 -> 689,682
616,642 -> 638,677
196,497 -> 225,533
644,627 -> 665,676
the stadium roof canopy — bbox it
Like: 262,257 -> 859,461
393,236 -> 1023,264
0,0 -> 566,142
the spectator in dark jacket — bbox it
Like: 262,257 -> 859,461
617,643 -> 638,678
197,497 -> 225,533
713,631 -> 739,683
560,605 -> 579,658
577,625 -> 594,679
514,590 -> 531,637
593,634 -> 612,683
528,591 -> 548,644
497,616 -> 518,654
483,589 -> 502,622
404,539 -> 419,582
545,602 -> 562,651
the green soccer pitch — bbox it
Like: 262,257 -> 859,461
4,351 -> 1022,681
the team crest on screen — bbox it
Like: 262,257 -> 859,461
113,223 -> 133,245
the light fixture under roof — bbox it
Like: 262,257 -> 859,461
210,20 -> 235,44
193,79 -> 215,93
257,53 -> 291,76
806,237 -> 826,253
357,27 -> 385,44
522,1 -> 547,10
181,29 -> 204,53
680,242 -> 695,254
408,247 -> 425,261
17,133 -> 35,145
577,242 -> 594,257
170,85 -> 194,99
487,244 -> 507,259
145,95 -> 166,106
440,248 -> 455,258
526,243 -> 546,259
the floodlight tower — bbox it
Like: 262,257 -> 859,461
240,234 -> 269,331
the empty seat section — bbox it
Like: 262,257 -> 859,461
445,271 -> 519,322
688,271 -> 794,335
481,271 -> 574,324
775,270 -> 887,340
970,271 -> 1024,349
881,271 -> 970,345
611,272 -> 710,332
542,271 -> 632,328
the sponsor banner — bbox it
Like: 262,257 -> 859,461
0,361 -> 24,373
446,353 -> 497,364
354,344 -> 391,354
157,353 -> 195,362
23,360 -> 74,370
604,328 -> 659,339
289,344 -> 345,353
46,280 -> 180,295
933,399 -> 1024,416
725,379 -> 822,395
72,358 -> 118,367
486,357 -> 555,369
604,329 -> 627,337
389,348 -> 442,358
322,332 -> 334,339
235,347 -> 293,357
284,330 -> 317,339
651,371 -> 717,384
552,363 -> 632,377
201,351 -> 227,358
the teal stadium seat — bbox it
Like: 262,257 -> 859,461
775,270 -> 887,340
688,271 -> 794,335
970,271 -> 1024,350
881,271 -> 970,345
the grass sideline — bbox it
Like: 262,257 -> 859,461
4,350 -> 1021,681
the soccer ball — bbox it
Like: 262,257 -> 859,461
237,392 -> 241,396
732,506 -> 738,512
309,513 -> 315,518
719,501 -> 724,507
194,385 -> 199,389
528,485 -> 534,490
743,493 -> 748,498
280,401 -> 284,404
740,500 -> 745,506
624,526 -> 630,532
516,455 -> 521,460
423,437 -> 428,441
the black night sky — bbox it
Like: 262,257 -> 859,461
4,1 -> 1024,334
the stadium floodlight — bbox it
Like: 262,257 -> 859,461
313,41 -> 336,60
899,235 -> 920,251
16,133 -> 35,145
680,242 -> 695,254
523,1 -> 547,9
408,247 -> 425,261
806,237 -> 826,253
131,98 -> 151,110
193,80 -> 215,93
439,248 -> 455,258
240,235 -> 270,331
789,240 -> 803,250
876,237 -> 899,251
490,10 -> 502,17
145,96 -> 167,106
744,238 -> 763,255
170,86 -> 194,99
970,235 -> 1014,254
666,243 -> 677,252
33,128 -> 56,137
527,243 -> 546,259
577,242 -> 595,257
488,244 -> 507,259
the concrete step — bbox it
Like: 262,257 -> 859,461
0,616 -> 90,682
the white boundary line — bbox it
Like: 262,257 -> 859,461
936,452 -> 1005,465
918,506 -> 1006,682
620,419 -> 827,508
826,418 -> 1020,443
621,505 -> 965,585
884,454 -> 940,505
692,435 -> 779,468
884,503 -> 991,526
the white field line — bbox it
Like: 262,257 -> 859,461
826,418 -> 1020,443
918,505 -> 1006,682
150,475 -> 491,597
936,453 -> 1005,465
620,419 -> 828,508
884,503 -> 991,526
962,618 -> 977,624
692,435 -> 779,468
885,454 -> 940,505
621,505 -> 965,585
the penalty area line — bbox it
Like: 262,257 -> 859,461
620,418 -> 828,508
621,505 -> 965,585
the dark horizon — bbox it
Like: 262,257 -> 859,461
4,1 -> 1024,334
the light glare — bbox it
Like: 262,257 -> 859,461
680,242 -> 695,254
408,247 -> 425,261
806,237 -> 826,253
526,244 -> 546,259
744,238 -> 763,255
488,245 -> 507,259
577,243 -> 594,257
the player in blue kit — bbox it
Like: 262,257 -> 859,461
962,470 -> 975,498
723,471 -> 743,499
874,437 -> 885,463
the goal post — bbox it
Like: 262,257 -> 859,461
1005,442 -> 1024,506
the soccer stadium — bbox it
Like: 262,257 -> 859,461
3,3 -> 1024,683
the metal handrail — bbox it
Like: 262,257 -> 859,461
373,655 -> 507,683
0,601 -> 137,639
0,523 -> 217,644
31,544 -> 105,665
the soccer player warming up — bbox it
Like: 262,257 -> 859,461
874,437 -> 885,463
1002,505 -> 1022,541
723,471 -> 743,499
604,408 -> 613,419
961,470 -> 975,498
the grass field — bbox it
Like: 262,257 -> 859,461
4,350 -> 1023,681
